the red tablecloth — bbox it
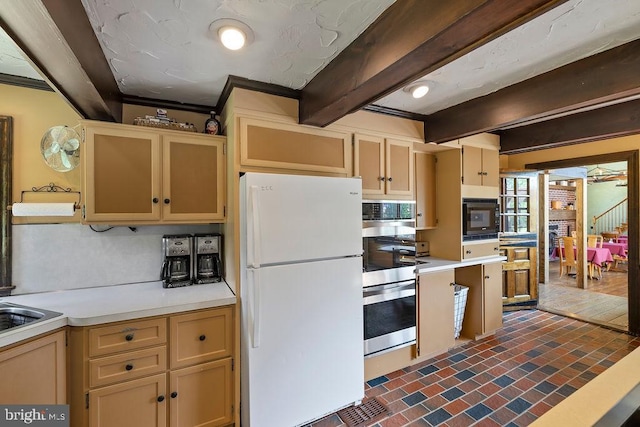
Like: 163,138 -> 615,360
617,235 -> 628,245
602,242 -> 627,257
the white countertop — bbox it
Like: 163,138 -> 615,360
415,255 -> 506,274
0,281 -> 236,348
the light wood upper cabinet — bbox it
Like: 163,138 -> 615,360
462,145 -> 499,188
354,134 -> 414,198
0,330 -> 66,404
82,120 -> 225,224
415,152 -> 436,229
239,117 -> 351,175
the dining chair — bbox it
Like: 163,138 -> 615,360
559,236 -> 578,277
587,235 -> 603,248
601,231 -> 619,243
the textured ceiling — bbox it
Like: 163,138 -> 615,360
0,0 -> 639,117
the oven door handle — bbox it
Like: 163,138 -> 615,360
363,280 -> 415,303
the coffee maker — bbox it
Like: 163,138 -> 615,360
194,234 -> 223,284
161,234 -> 193,288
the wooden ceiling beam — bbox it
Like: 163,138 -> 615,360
0,0 -> 121,122
499,98 -> 640,154
427,38 -> 640,144
299,0 -> 568,127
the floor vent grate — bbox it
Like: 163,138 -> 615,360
337,397 -> 390,427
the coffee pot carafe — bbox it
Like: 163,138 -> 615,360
194,234 -> 223,284
161,234 -> 193,288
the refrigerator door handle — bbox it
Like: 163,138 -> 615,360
247,269 -> 261,348
249,185 -> 262,268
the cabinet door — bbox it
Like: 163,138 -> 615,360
483,262 -> 503,333
0,330 -> 66,404
481,148 -> 500,187
169,358 -> 233,427
89,373 -> 167,427
162,134 -> 225,222
416,270 -> 455,358
462,145 -> 483,186
84,124 -> 161,222
354,134 -> 385,195
170,307 -> 233,369
415,152 -> 436,229
385,139 -> 414,196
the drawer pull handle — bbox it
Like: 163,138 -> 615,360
125,334 -> 134,342
125,364 -> 133,371
157,395 -> 165,403
171,392 -> 178,399
199,335 -> 206,341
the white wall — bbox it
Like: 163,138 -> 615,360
12,223 -> 220,295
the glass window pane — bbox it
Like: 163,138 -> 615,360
516,178 -> 529,195
504,216 -> 515,233
504,178 -> 515,195
517,197 -> 529,211
505,197 -> 516,213
517,216 -> 529,232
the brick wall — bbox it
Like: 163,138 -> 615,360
550,186 -> 577,237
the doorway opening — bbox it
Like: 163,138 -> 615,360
525,151 -> 638,335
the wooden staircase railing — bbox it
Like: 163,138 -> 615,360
592,198 -> 628,235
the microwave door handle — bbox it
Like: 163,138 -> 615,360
249,185 -> 262,268
247,270 -> 261,348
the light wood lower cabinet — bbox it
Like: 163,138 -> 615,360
0,329 -> 66,404
416,270 -> 455,359
70,306 -> 234,427
455,262 -> 503,339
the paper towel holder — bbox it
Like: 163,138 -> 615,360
6,182 -> 81,211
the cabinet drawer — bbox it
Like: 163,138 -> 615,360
170,307 -> 233,369
463,241 -> 500,259
89,318 -> 167,357
90,346 -> 167,388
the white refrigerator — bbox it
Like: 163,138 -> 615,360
240,172 -> 364,427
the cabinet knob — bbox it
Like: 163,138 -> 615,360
164,198 -> 170,204
170,392 -> 178,399
466,250 -> 472,254
483,172 -> 488,176
157,395 -> 165,403
152,197 -> 159,204
494,247 -> 499,251
387,177 -> 393,182
485,275 -> 490,279
125,364 -> 133,371
379,176 -> 385,181
199,334 -> 206,341
417,213 -> 423,217
125,334 -> 134,341
478,171 -> 483,175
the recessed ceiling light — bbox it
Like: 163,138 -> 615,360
404,83 -> 430,99
219,26 -> 246,50
209,19 -> 254,51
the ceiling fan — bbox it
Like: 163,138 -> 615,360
586,165 -> 627,184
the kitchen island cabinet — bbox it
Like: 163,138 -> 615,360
82,120 -> 225,224
69,306 -> 234,427
0,329 -> 66,404
354,134 -> 414,199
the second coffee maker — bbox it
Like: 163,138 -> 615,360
193,233 -> 223,284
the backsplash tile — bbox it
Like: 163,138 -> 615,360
12,223 -> 219,294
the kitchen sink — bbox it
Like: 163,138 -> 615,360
0,302 -> 63,332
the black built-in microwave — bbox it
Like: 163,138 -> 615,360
462,198 -> 500,241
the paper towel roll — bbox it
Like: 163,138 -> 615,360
11,202 -> 76,217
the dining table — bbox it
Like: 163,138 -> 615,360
555,246 -> 614,279
602,241 -> 627,257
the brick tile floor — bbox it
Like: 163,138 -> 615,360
308,309 -> 640,426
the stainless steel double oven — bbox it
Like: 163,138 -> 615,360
362,201 -> 417,357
